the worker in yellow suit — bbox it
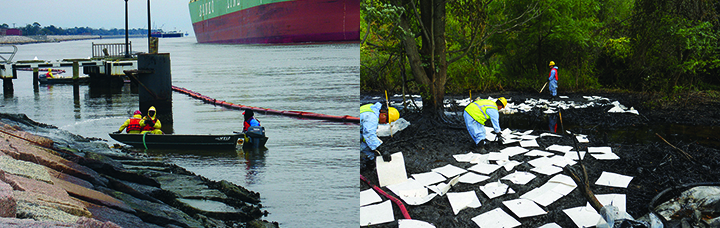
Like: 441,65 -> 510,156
140,106 -> 163,134
45,68 -> 54,78
115,110 -> 143,134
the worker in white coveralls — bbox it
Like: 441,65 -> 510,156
548,61 -> 559,98
360,102 -> 399,171
464,97 -> 507,152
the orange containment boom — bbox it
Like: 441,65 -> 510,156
172,86 -> 360,123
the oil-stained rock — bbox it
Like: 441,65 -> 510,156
0,113 -> 276,227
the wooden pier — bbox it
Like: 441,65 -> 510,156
1,59 -> 137,87
0,42 -> 139,94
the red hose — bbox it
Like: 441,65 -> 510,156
360,175 -> 411,219
172,86 -> 360,123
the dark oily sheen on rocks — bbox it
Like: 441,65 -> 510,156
0,113 -> 277,228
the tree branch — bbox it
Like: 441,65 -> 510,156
408,0 -> 431,44
399,16 -> 431,86
447,1 -> 544,64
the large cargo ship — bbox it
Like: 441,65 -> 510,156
188,0 -> 360,44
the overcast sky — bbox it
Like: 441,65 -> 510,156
1,0 -> 194,36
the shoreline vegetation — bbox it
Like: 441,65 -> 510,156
360,0 -> 720,106
0,35 -> 147,45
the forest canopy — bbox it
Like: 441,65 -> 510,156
361,0 -> 720,102
1,22 -> 154,36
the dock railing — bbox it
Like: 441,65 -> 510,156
92,42 -> 131,58
0,45 -> 17,63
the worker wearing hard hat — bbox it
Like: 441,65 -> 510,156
114,110 -> 143,134
360,102 -> 399,171
464,97 -> 506,152
548,61 -> 559,98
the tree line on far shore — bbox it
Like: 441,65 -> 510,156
1,22 -> 151,36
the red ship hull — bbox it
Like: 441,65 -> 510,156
192,0 -> 360,44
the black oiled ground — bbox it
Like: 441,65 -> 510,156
360,91 -> 720,228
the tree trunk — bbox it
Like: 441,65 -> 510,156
399,0 -> 448,116
432,2 -> 448,114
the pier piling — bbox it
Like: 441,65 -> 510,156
32,68 -> 39,86
2,78 -> 11,97
136,53 -> 173,133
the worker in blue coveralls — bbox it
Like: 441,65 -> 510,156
548,61 -> 559,98
548,113 -> 558,133
360,102 -> 399,171
464,97 -> 507,152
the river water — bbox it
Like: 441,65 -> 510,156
1,37 -> 358,227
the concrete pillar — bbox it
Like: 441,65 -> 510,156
2,78 -> 11,97
73,83 -> 80,104
149,37 -> 158,54
72,61 -> 79,80
137,53 -> 173,134
32,68 -> 39,87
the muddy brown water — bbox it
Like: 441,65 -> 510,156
361,91 -> 720,227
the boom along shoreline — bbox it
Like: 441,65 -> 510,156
172,86 -> 360,123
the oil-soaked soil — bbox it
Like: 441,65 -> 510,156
360,91 -> 720,227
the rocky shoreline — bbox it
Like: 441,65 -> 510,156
0,113 -> 277,228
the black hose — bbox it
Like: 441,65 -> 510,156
647,182 -> 720,226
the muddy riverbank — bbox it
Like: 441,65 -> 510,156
360,90 -> 720,227
0,113 -> 277,228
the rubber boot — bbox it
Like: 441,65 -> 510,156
476,140 -> 488,153
360,152 -> 376,172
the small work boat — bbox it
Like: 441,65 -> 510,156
109,132 -> 244,149
18,68 -> 66,73
38,74 -> 90,84
109,127 -> 268,150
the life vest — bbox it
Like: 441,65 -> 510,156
243,117 -> 260,132
127,118 -> 143,133
360,103 -> 375,114
464,99 -> 498,124
549,67 -> 559,81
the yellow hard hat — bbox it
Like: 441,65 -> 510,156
497,97 -> 507,108
388,107 -> 399,123
549,61 -> 555,66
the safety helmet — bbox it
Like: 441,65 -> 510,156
388,107 -> 399,123
133,110 -> 142,115
497,97 -> 507,108
48,68 -> 52,72
549,61 -> 555,66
